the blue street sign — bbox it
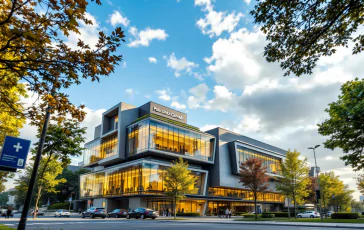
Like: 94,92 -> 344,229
0,136 -> 31,169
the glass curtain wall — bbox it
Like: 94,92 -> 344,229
237,146 -> 282,175
128,118 -> 214,161
80,162 -> 206,198
208,187 -> 284,202
100,133 -> 118,159
83,139 -> 101,165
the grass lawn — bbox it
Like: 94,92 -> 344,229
234,217 -> 364,224
0,225 -> 15,230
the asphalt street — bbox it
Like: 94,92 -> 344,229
0,219 -> 362,230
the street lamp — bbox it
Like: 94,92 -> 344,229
308,145 -> 324,222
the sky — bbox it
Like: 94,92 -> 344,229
7,0 -> 364,199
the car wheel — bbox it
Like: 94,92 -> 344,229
107,214 -> 110,218
127,214 -> 130,219
102,216 -> 105,219
91,214 -> 95,219
152,217 -> 156,220
140,214 -> 144,219
67,216 -> 69,218
82,214 -> 85,218
310,215 -> 314,218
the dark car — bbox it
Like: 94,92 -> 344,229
126,208 -> 158,219
107,209 -> 128,218
81,207 -> 106,219
29,210 -> 44,216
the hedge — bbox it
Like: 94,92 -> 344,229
262,213 -> 275,218
263,212 -> 295,217
331,213 -> 359,219
176,212 -> 200,217
241,214 -> 256,218
48,203 -> 71,210
235,212 -> 246,216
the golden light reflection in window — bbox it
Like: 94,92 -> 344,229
80,162 -> 205,198
208,187 -> 284,202
83,133 -> 118,166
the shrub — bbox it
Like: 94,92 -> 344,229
262,213 -> 275,218
176,212 -> 200,217
241,214 -> 256,218
263,212 -> 294,217
235,212 -> 246,216
331,212 -> 359,219
48,203 -> 70,210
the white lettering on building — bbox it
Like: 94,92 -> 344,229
153,106 -> 183,120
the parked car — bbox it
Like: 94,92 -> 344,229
54,209 -> 70,217
29,210 -> 44,216
126,208 -> 158,219
325,211 -> 334,217
81,207 -> 106,219
297,211 -> 320,218
107,209 -> 128,218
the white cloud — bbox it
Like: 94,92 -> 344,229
165,53 -> 199,78
187,83 -> 209,108
195,0 -> 243,37
156,89 -> 171,101
109,10 -> 130,27
65,12 -> 101,50
171,101 -> 186,110
122,62 -> 127,68
243,0 -> 251,4
149,57 -> 158,64
128,27 -> 168,47
125,88 -> 134,98
233,115 -> 261,133
144,95 -> 151,99
204,85 -> 236,112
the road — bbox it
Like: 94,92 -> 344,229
0,218 -> 361,230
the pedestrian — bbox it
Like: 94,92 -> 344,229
225,208 -> 229,218
166,208 -> 169,217
6,206 -> 12,219
228,209 -> 231,218
168,208 -> 171,217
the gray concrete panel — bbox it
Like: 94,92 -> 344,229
94,125 -> 101,139
118,104 -> 139,160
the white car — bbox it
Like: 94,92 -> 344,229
54,209 -> 70,217
297,211 -> 320,218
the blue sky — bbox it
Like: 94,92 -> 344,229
14,0 -> 364,198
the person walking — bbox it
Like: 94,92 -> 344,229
225,208 -> 229,218
6,206 -> 12,219
228,209 -> 231,218
166,208 -> 169,217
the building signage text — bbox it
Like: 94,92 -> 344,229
153,106 -> 183,120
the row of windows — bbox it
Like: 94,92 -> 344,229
83,133 -> 118,165
237,146 -> 282,175
208,187 -> 284,202
80,162 -> 206,198
128,119 -> 215,161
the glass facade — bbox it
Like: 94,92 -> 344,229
128,118 -> 215,162
208,187 -> 284,202
83,133 -> 118,166
147,199 -> 205,215
237,146 -> 282,175
80,162 -> 206,198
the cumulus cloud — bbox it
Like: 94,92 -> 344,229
128,27 -> 168,47
187,83 -> 209,108
204,85 -> 236,112
125,88 -> 134,98
165,53 -> 200,78
171,101 -> 186,110
109,10 -> 130,27
156,89 -> 172,101
195,0 -> 243,37
149,57 -> 157,64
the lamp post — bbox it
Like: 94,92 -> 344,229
308,145 -> 324,222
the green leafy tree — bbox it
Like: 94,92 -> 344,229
251,0 -> 364,77
357,174 -> 364,194
163,158 -> 197,219
239,158 -> 270,220
319,171 -> 354,213
55,168 -> 90,202
0,192 -> 9,206
305,177 -> 318,205
11,171 -> 31,208
318,78 -> 364,171
276,150 -> 311,218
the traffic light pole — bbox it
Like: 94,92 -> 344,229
312,148 -> 324,222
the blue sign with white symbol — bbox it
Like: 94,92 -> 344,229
0,136 -> 31,169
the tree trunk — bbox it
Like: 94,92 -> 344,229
293,197 -> 297,219
254,197 -> 258,220
33,186 -> 42,219
174,198 -> 176,220
287,197 -> 291,219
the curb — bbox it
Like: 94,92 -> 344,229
156,220 -> 364,229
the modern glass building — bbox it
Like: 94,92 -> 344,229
79,102 -> 287,215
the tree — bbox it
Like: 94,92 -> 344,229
305,177 -> 318,205
318,78 -> 364,171
357,174 -> 364,194
33,157 -> 65,218
55,168 -> 90,203
0,192 -> 9,206
0,70 -> 26,192
32,120 -> 86,168
275,150 -> 310,218
163,158 -> 197,219
239,158 -> 270,220
319,171 -> 354,213
251,0 -> 364,77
